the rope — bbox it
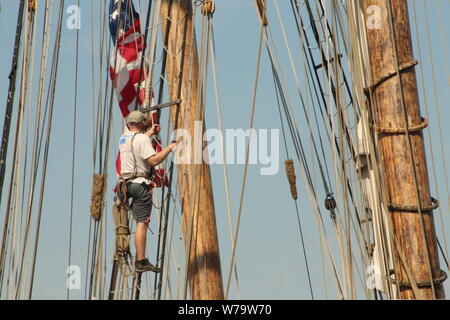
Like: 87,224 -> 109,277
90,174 -> 107,221
0,1 -> 27,293
210,22 -> 241,299
28,0 -> 66,298
267,11 -> 344,298
67,0 -> 80,298
285,160 -> 298,200
226,0 -> 265,298
411,0 -> 450,274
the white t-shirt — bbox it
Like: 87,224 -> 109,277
119,131 -> 156,184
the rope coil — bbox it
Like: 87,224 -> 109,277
89,174 -> 107,221
112,202 -> 130,258
285,159 -> 298,200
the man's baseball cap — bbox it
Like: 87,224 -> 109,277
126,110 -> 145,125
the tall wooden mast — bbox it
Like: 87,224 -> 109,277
363,0 -> 445,299
159,0 -> 224,299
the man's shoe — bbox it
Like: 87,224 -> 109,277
135,258 -> 161,273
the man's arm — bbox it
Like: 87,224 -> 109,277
145,142 -> 177,167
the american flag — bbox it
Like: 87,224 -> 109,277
109,0 -> 168,187
109,0 -> 146,117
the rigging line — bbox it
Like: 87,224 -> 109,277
225,4 -> 265,298
269,34 -> 345,298
90,0 -> 97,169
11,0 -> 54,299
273,73 -> 289,159
153,0 -> 187,299
291,3 -> 359,260
13,2 -> 39,299
0,0 -> 26,206
386,0 -> 437,300
91,0 -> 116,298
290,0 -> 341,178
6,7 -> 31,297
330,0 -> 357,298
411,1 -> 450,271
271,61 -> 314,299
0,0 -> 27,292
346,3 -> 397,299
293,200 -> 314,299
310,0 -> 355,114
104,0 -> 132,300
3,0 -> 34,298
66,0 -> 81,300
291,2 -> 334,191
268,43 -> 322,298
145,0 -> 161,99
28,0 -> 66,299
18,8 -> 39,298
433,0 -> 450,93
84,219 -> 93,299
267,33 -> 353,256
9,0 -> 34,297
162,178 -> 180,300
209,21 -> 241,299
437,237 -> 450,270
272,0 -> 332,196
323,2 -> 351,298
155,161 -> 175,300
94,0 -> 110,171
155,0 -> 175,107
91,0 -> 110,301
422,1 -> 450,224
294,0 -> 358,168
96,0 -> 110,172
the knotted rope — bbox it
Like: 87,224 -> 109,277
90,174 -> 106,221
285,159 -> 298,200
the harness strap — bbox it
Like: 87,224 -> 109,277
120,172 -> 152,180
131,133 -> 138,178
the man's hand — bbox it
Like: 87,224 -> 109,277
168,137 -> 182,152
145,123 -> 161,137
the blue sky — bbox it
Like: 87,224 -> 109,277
0,0 -> 449,300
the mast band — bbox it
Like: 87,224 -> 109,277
372,117 -> 428,134
387,197 -> 439,213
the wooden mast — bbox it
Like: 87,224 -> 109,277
362,0 -> 445,299
159,0 -> 224,299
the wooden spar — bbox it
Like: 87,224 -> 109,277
362,0 -> 445,299
159,0 -> 224,299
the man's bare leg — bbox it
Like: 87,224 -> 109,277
135,222 -> 147,261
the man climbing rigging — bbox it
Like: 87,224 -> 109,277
118,110 -> 178,273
